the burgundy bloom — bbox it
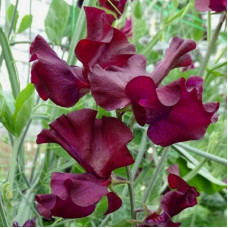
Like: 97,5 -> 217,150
35,109 -> 134,219
140,212 -> 180,227
30,35 -> 90,107
120,18 -> 132,38
36,173 -> 121,220
75,7 -> 135,75
99,0 -> 128,18
13,218 -> 36,227
161,164 -> 200,217
89,36 -> 195,111
125,76 -> 219,147
195,0 -> 227,12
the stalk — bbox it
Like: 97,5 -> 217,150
8,0 -> 19,38
0,195 -> 9,227
198,14 -> 226,76
125,166 -> 136,220
142,147 -> 169,204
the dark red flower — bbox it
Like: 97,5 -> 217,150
161,164 -> 200,217
195,0 -> 227,12
36,173 -> 121,220
75,7 -> 135,75
125,76 -> 219,146
35,109 -> 134,219
88,36 -> 195,111
120,18 -> 132,38
13,218 -> 36,227
99,0 -> 128,18
30,35 -> 90,107
140,212 -> 180,227
37,109 -> 134,179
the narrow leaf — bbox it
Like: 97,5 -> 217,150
17,14 -> 32,33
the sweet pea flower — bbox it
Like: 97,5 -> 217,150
139,164 -> 199,227
35,109 -> 134,219
13,218 -> 36,227
120,18 -> 132,38
195,0 -> 227,12
30,35 -> 90,107
161,164 -> 200,217
99,0 -> 128,18
75,7 -> 135,77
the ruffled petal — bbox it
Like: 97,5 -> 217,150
37,109 -> 134,178
90,55 -> 149,110
151,36 -> 196,85
84,6 -> 115,42
104,192 -> 122,215
30,35 -> 90,107
76,28 -> 135,72
50,172 -> 109,207
13,218 -> 36,227
161,187 -> 199,217
35,193 -> 95,220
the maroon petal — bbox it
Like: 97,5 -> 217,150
195,0 -> 210,11
76,28 -> 135,72
161,186 -> 199,217
37,109 -> 97,173
35,194 -> 95,220
141,212 -> 181,227
104,192 -> 122,215
84,7 -> 115,42
147,77 -> 219,146
167,164 -> 180,176
50,172 -> 109,207
30,35 -> 90,107
125,76 -> 169,126
151,36 -> 196,85
99,0 -> 128,18
90,54 -> 149,110
37,109 -> 134,178
209,0 -> 227,11
120,18 -> 132,38
168,174 -> 190,193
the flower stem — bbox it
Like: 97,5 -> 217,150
198,13 -> 226,76
125,166 -> 136,220
8,137 -> 20,188
142,147 -> 169,204
0,195 -> 9,227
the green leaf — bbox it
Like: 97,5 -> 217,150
45,0 -> 70,44
7,4 -> 19,32
12,84 -> 35,136
177,157 -> 226,194
0,85 -> 14,134
17,15 -> 32,33
134,0 -> 143,19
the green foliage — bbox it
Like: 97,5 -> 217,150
7,4 -> 19,32
12,83 -> 35,136
45,0 -> 70,44
17,15 -> 33,34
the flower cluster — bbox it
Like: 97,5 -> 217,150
139,165 -> 199,227
30,5 -> 218,222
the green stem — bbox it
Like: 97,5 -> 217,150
198,14 -> 226,76
207,11 -> 211,43
99,215 -> 110,227
125,166 -> 136,220
8,0 -> 19,38
123,129 -> 147,196
0,195 -> 9,227
8,137 -> 20,189
176,143 -> 227,166
67,0 -> 96,65
142,147 -> 169,204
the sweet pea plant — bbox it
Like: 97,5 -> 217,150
0,0 -> 227,227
